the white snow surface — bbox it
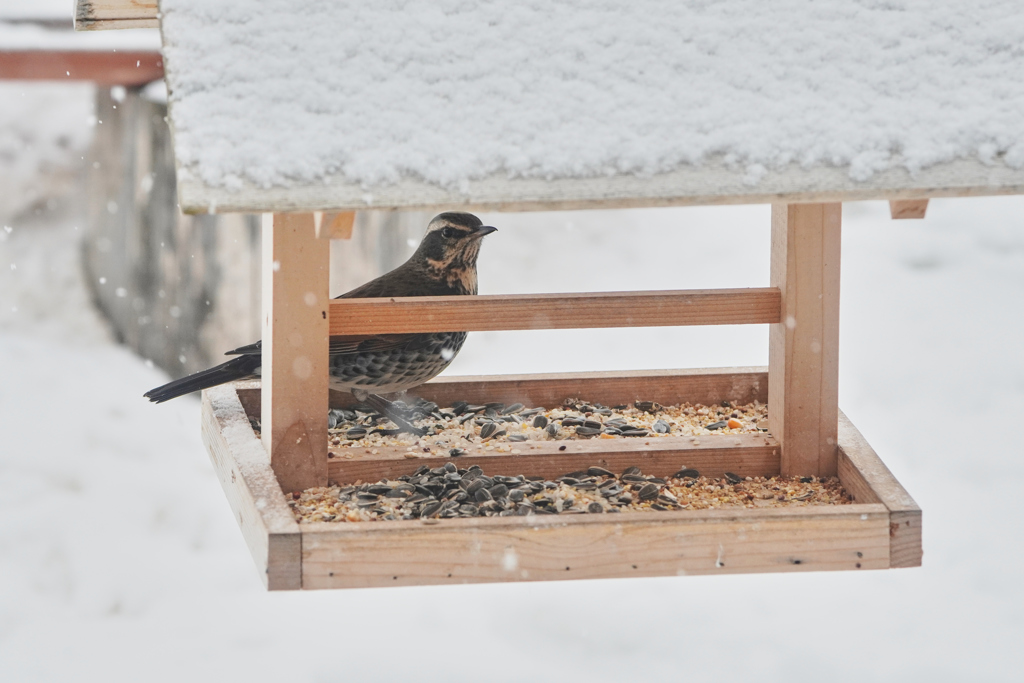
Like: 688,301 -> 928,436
4,185 -> 1024,679
161,0 -> 1024,192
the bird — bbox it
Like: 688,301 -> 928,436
144,212 -> 497,432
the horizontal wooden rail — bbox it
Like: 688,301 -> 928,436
329,288 -> 781,335
75,0 -> 159,31
0,50 -> 163,85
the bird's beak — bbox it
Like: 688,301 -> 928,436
471,225 -> 497,239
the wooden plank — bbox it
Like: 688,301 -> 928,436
0,50 -> 163,85
329,288 -> 781,335
174,156 -> 1024,214
74,0 -> 159,30
262,213 -> 330,492
300,504 -> 890,588
200,386 -> 301,590
769,203 -> 841,477
327,433 -> 779,484
236,368 -> 770,415
837,411 -> 922,568
314,211 -> 355,240
889,199 -> 929,219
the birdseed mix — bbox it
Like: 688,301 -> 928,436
288,463 -> 851,524
253,398 -> 770,459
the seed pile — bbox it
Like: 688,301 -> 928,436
249,398 -> 770,459
288,462 -> 851,524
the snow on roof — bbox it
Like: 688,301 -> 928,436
159,1 -> 1024,212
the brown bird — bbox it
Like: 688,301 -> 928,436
144,212 -> 496,432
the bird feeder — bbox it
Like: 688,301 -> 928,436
78,0 -> 1024,589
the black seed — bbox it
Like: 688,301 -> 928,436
672,468 -> 700,479
367,484 -> 391,495
474,488 -> 493,503
706,421 -> 728,431
647,477 -> 666,485
480,422 -> 498,439
508,434 -> 528,442
653,419 -> 671,434
801,476 -> 814,483
587,502 -> 604,513
638,483 -> 660,501
721,400 -> 732,408
725,472 -> 743,484
502,402 -> 525,415
583,420 -> 603,430
420,501 -> 442,518
621,474 -> 647,483
587,467 -> 614,477
651,503 -> 668,511
532,415 -> 549,429
466,479 -> 485,495
458,413 -> 478,425
558,445 -> 566,451
489,484 -> 509,499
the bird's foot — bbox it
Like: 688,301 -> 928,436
364,393 -> 426,437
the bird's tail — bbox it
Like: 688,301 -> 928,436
143,354 -> 260,403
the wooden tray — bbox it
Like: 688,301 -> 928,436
202,369 -> 921,590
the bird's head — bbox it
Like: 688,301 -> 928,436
414,212 -> 497,294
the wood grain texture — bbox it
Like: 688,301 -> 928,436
174,156 -> 1024,214
837,411 -> 922,568
889,199 -> 929,219
327,433 -> 780,484
236,368 -> 768,415
74,0 -> 158,30
300,504 -> 891,588
314,211 -> 355,240
200,386 -> 301,590
262,213 -> 330,492
329,288 -> 780,335
769,204 -> 841,477
0,50 -> 163,85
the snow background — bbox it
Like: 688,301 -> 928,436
161,0 -> 1024,191
4,10 -> 1024,681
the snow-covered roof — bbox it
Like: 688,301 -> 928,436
159,1 -> 1024,213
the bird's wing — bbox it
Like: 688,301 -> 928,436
328,334 -> 419,356
224,340 -> 261,355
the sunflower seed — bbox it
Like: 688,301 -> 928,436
672,468 -> 700,479
508,434 -> 528,442
489,484 -> 509,498
508,489 -> 525,503
622,466 -> 642,476
502,402 -> 525,415
545,423 -> 559,438
449,448 -> 466,457
480,422 -> 499,439
575,426 -> 601,437
420,501 -> 443,517
635,401 -> 659,413
532,415 -> 549,429
587,467 -> 614,477
638,483 -> 660,501
724,472 -> 743,484
652,419 -> 671,434
621,429 -> 649,437
561,417 -> 584,427
583,420 -> 603,430
706,421 -> 728,431
345,427 -> 367,439
450,401 -> 469,415
474,488 -> 493,503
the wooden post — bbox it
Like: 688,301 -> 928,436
314,211 -> 355,240
889,199 -> 929,219
768,203 -> 841,477
262,213 -> 330,492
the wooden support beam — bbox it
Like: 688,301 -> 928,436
768,204 -> 841,477
261,213 -> 330,493
0,50 -> 163,85
889,199 -> 929,219
75,0 -> 159,31
314,211 -> 355,239
329,288 -> 781,335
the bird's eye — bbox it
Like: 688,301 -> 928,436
440,227 -> 456,239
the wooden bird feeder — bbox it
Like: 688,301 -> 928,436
79,0 -> 1024,589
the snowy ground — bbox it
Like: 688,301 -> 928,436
2,88 -> 1024,682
